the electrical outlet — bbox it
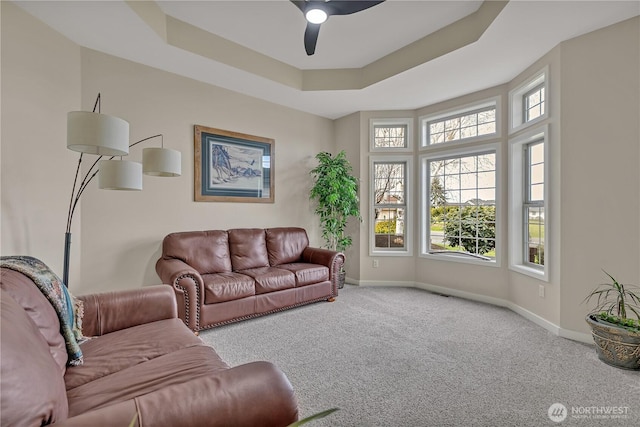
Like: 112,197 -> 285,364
539,285 -> 545,298
373,259 -> 379,268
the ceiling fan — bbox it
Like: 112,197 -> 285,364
290,0 -> 386,56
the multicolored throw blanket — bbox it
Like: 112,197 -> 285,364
0,255 -> 85,366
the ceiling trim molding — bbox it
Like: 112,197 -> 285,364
128,0 -> 508,92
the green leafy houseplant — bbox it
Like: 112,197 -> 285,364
583,271 -> 640,333
583,271 -> 640,370
310,151 -> 361,253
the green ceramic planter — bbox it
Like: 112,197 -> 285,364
586,314 -> 640,370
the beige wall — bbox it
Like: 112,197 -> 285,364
77,50 -> 334,294
334,112 -> 362,280
1,3 -> 334,294
559,17 -> 640,333
1,2 -> 81,282
1,3 -> 638,338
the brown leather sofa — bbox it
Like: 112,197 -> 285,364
0,266 -> 298,427
156,227 -> 345,332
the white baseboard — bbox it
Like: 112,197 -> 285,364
558,328 -> 593,345
351,280 -> 594,345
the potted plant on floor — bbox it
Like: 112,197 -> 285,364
583,271 -> 640,370
310,150 -> 361,289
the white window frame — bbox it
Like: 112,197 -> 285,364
509,67 -> 549,134
419,143 -> 501,266
508,125 -> 550,281
369,118 -> 414,152
369,155 -> 413,256
420,97 -> 501,149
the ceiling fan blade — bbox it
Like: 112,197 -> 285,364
304,23 -> 321,55
326,0 -> 386,16
290,0 -> 306,13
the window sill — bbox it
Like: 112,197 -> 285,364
510,263 -> 548,282
420,252 -> 499,267
370,250 -> 413,257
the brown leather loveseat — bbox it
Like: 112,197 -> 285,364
0,265 -> 298,426
156,227 -> 345,332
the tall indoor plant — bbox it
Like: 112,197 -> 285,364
583,271 -> 640,370
310,151 -> 361,288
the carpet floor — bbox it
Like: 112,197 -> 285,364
199,285 -> 640,427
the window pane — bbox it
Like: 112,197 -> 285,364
374,163 -> 405,204
530,184 -> 544,201
430,122 -> 444,134
459,173 -> 477,190
374,208 -> 405,249
461,126 -> 477,139
477,154 -> 495,172
374,125 -> 407,148
444,158 -> 460,174
525,85 -> 545,122
526,207 -> 545,266
530,142 -> 544,164
526,141 -> 545,202
530,164 -> 544,185
431,132 -> 444,145
430,160 -> 445,176
444,174 -> 460,190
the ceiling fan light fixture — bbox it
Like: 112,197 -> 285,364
305,8 -> 327,24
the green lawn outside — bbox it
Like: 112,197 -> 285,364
529,221 -> 545,239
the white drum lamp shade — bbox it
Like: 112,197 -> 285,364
143,147 -> 181,177
67,111 -> 130,156
98,160 -> 142,190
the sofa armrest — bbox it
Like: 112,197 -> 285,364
135,361 -> 298,427
156,258 -> 201,285
302,247 -> 344,268
156,257 -> 205,332
302,247 -> 345,296
58,361 -> 298,427
79,285 -> 177,336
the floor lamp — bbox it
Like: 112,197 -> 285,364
63,94 -> 181,287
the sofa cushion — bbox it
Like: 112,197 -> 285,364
0,267 -> 68,372
0,289 -> 69,425
266,227 -> 309,266
66,345 -> 229,417
228,228 -> 270,271
239,267 -> 296,294
65,318 -> 204,390
203,272 -> 256,304
162,230 -> 232,274
277,263 -> 330,287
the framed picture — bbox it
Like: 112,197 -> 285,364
194,125 -> 274,203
